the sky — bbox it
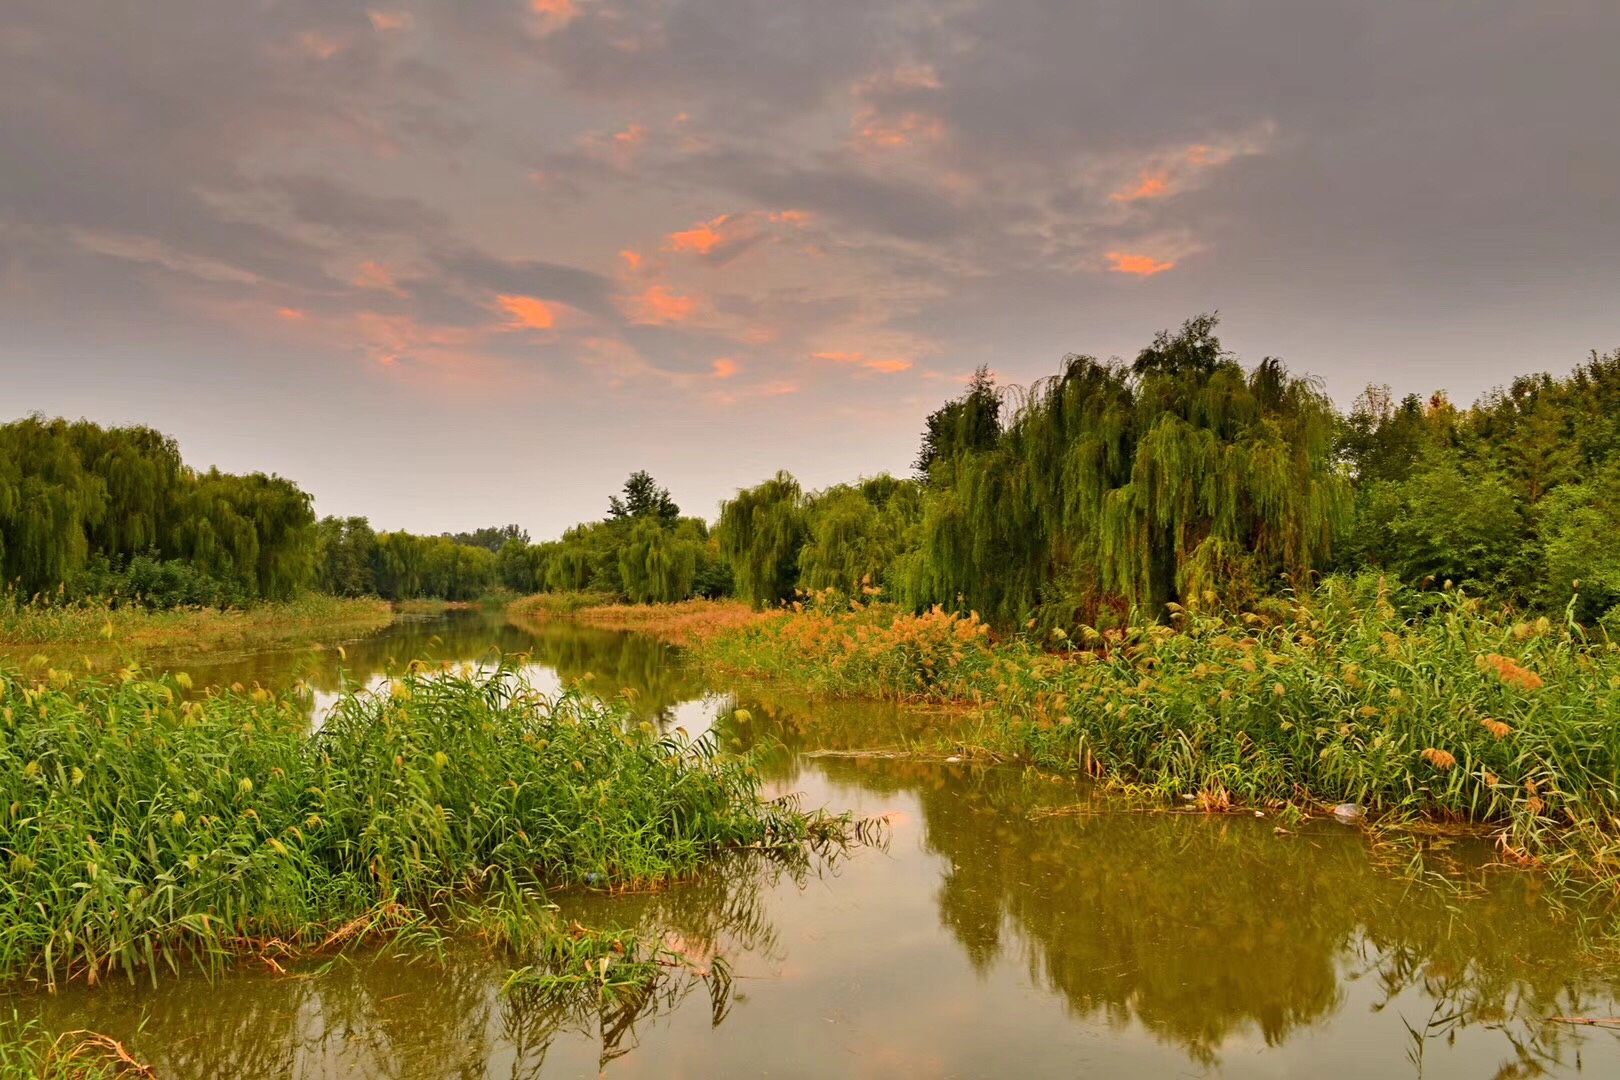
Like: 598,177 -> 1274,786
3,1 -> 1617,539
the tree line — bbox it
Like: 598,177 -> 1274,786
10,314 -> 1619,625
706,315 -> 1620,631
1,416 -> 314,605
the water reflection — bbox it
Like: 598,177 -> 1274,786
20,611 -> 1620,1078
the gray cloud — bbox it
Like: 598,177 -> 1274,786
3,0 -> 1617,537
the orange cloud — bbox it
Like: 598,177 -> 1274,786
530,0 -> 579,33
759,381 -> 799,396
629,285 -> 697,324
297,31 -> 343,60
711,358 -> 740,379
855,112 -> 945,149
1106,252 -> 1176,277
614,123 -> 647,147
277,307 -> 306,322
619,249 -> 643,272
813,350 -> 914,374
665,215 -> 731,255
353,311 -> 488,375
367,10 -> 412,31
851,65 -> 946,150
769,210 -> 812,225
1111,170 -> 1172,202
352,261 -> 399,292
496,294 -> 556,329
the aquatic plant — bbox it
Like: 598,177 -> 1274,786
0,659 -> 836,988
694,576 -> 1620,878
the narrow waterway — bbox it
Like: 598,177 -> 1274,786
19,610 -> 1620,1077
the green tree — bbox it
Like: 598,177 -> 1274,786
716,472 -> 807,607
607,471 -> 680,525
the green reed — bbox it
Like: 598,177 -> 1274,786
695,576 -> 1620,879
0,659 -> 834,989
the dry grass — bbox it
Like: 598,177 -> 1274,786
0,595 -> 393,658
509,595 -> 772,646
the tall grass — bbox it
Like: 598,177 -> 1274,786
696,578 -> 1620,876
0,659 -> 836,988
510,594 -> 769,646
0,592 -> 392,652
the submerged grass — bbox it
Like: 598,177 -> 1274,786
0,658 -> 839,990
0,594 -> 393,654
697,577 -> 1620,879
0,1013 -> 152,1079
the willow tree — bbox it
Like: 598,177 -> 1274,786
1,415 -> 318,602
619,519 -> 702,603
798,475 -> 922,595
716,471 -> 807,607
899,316 -> 1348,626
0,416 -> 106,594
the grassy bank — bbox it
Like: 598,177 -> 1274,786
507,594 -> 767,645
692,578 -> 1620,876
0,659 -> 838,989
0,595 -> 394,656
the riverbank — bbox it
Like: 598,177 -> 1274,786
507,593 -> 769,645
0,595 -> 395,659
0,658 -> 840,991
517,582 -> 1620,881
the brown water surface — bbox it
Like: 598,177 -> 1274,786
19,610 -> 1620,1078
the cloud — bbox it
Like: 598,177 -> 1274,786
530,0 -> 579,35
665,215 -> 732,255
662,212 -> 768,264
1105,252 -> 1176,277
1107,132 -> 1273,203
297,32 -> 345,62
352,261 -> 401,293
851,65 -> 947,150
437,248 -> 616,319
627,284 -> 697,324
813,350 -> 914,374
497,294 -> 556,329
1111,171 -> 1172,202
710,357 -> 740,379
367,10 -> 412,33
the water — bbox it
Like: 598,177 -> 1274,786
17,610 -> 1620,1077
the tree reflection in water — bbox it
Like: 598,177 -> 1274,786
24,611 -> 1620,1078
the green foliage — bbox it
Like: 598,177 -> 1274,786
893,316 -> 1348,626
441,524 -> 529,552
314,516 -> 377,597
698,576 -> 1620,878
1341,346 -> 1620,621
371,531 -> 497,602
797,475 -> 922,596
608,471 -> 680,525
1536,462 -> 1620,622
0,660 -> 831,987
1345,451 -> 1525,592
914,366 -> 1002,477
715,472 -> 807,607
524,473 -> 721,604
496,537 -> 537,592
619,519 -> 703,604
0,415 -> 315,603
63,554 -> 248,610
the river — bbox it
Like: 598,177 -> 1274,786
20,609 -> 1620,1077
